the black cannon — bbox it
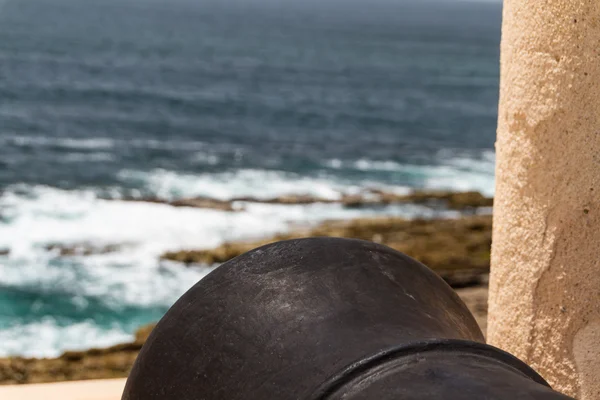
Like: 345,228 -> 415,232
123,237 -> 574,399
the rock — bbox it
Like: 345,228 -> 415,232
232,195 -> 337,205
438,269 -> 488,289
342,190 -> 493,211
162,215 -> 493,289
140,191 -> 486,212
340,195 -> 371,208
0,249 -> 9,256
122,196 -> 238,212
311,216 -> 492,280
120,196 -> 167,205
134,323 -> 156,345
123,191 -> 492,211
170,197 -> 237,212
0,345 -> 140,385
44,243 -> 122,257
162,237 -> 289,265
398,191 -> 493,210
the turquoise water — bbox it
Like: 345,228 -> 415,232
0,0 -> 501,356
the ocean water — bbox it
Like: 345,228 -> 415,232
0,0 -> 502,357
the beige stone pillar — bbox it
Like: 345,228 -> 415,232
488,1 -> 600,399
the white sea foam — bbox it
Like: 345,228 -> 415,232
324,151 -> 496,196
0,185 -> 441,264
422,151 -> 496,196
2,135 -> 208,152
354,159 -> 405,172
0,182 -> 451,356
117,168 -> 356,201
6,136 -> 115,150
0,153 -> 493,356
0,319 -> 133,358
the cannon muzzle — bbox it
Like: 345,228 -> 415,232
123,237 -> 574,399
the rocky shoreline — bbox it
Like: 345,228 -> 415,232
0,324 -> 155,385
163,214 -> 492,288
119,190 -> 492,212
0,191 -> 493,385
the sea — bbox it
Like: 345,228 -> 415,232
0,0 -> 501,357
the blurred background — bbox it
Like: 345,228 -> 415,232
0,0 -> 500,365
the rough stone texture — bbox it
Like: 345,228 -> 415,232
489,1 -> 600,398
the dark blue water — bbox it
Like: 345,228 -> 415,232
0,0 -> 500,193
0,0 -> 501,357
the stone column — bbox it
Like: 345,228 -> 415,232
488,1 -> 600,399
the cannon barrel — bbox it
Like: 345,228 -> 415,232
123,237 -> 574,399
